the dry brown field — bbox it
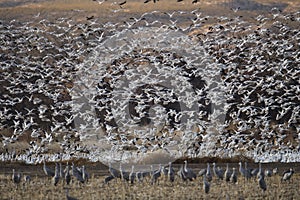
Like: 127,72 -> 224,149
0,161 -> 299,199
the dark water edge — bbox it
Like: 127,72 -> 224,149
0,158 -> 299,177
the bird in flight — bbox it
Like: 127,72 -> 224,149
119,0 -> 127,7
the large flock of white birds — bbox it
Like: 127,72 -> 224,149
0,0 -> 299,164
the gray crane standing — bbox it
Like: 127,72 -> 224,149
178,164 -> 187,181
109,163 -> 120,179
239,162 -> 251,181
53,163 -> 60,186
257,162 -> 264,179
213,162 -> 224,180
230,167 -> 238,184
65,164 -> 71,185
81,165 -> 89,183
258,174 -> 267,191
183,160 -> 196,181
203,175 -> 210,194
120,163 -> 129,182
72,163 -> 84,183
281,168 -> 294,182
168,162 -> 175,182
151,164 -> 162,184
129,165 -> 135,184
224,163 -> 231,182
12,169 -> 21,184
43,160 -> 55,177
206,163 -> 212,182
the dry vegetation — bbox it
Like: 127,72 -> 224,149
0,169 -> 299,199
0,162 -> 299,199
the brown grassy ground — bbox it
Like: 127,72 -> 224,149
0,162 -> 299,199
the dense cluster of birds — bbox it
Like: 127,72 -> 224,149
0,3 -> 299,163
10,160 -> 296,199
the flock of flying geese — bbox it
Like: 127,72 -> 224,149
0,3 -> 299,164
11,160 -> 295,198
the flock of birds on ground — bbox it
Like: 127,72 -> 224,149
0,0 -> 299,164
10,160 -> 296,199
